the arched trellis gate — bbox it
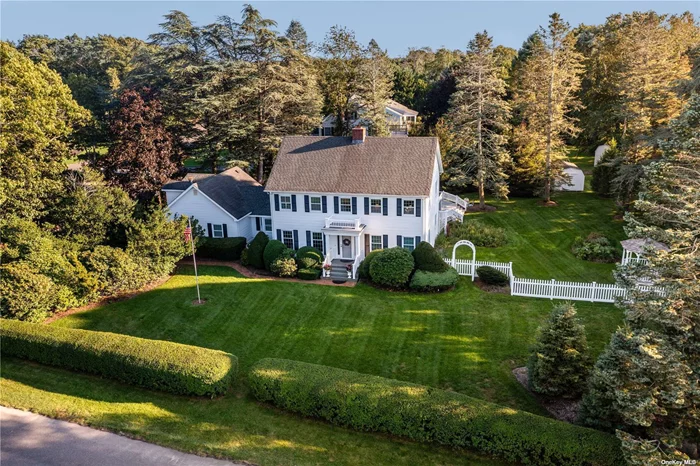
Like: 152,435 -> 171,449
451,240 -> 476,281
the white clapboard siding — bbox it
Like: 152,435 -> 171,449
444,258 -> 513,278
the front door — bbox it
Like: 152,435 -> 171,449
341,236 -> 353,259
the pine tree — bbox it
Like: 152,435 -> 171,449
512,13 -> 583,202
446,31 -> 511,207
527,302 -> 592,398
355,39 -> 393,136
579,94 -> 700,460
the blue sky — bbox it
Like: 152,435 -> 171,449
2,1 -> 697,56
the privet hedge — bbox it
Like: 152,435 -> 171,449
249,358 -> 623,466
0,320 -> 237,397
196,237 -> 247,261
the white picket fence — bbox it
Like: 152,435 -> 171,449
445,258 -> 513,278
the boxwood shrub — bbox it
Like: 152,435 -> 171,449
196,237 -> 247,261
358,249 -> 382,280
409,268 -> 458,292
296,246 -> 323,270
263,240 -> 287,271
297,268 -> 321,280
249,358 -> 624,466
369,247 -> 414,288
476,266 -> 510,287
0,320 -> 237,397
247,232 -> 269,269
412,241 -> 449,272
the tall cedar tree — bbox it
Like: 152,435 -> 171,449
579,95 -> 700,462
355,39 -> 393,136
318,26 -> 363,135
447,31 -> 511,206
0,42 -> 90,220
512,14 -> 583,202
527,302 -> 592,398
98,88 -> 180,201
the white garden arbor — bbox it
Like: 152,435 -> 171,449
451,240 -> 476,281
620,238 -> 670,266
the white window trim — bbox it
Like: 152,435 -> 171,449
264,218 -> 272,232
310,196 -> 322,212
339,196 -> 352,213
282,230 -> 294,249
403,199 -> 415,216
312,232 -> 324,250
280,195 -> 292,210
212,224 -> 224,238
370,198 -> 382,214
370,235 -> 382,251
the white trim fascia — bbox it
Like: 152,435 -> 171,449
168,183 -> 242,222
264,189 -> 430,199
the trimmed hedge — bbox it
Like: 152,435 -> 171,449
263,240 -> 287,271
298,268 -> 321,280
358,249 -> 382,280
412,241 -> 449,272
410,268 -> 458,292
369,247 -> 414,288
296,246 -> 323,270
247,232 -> 269,269
477,266 -> 509,287
196,237 -> 247,261
249,358 -> 624,466
0,320 -> 237,397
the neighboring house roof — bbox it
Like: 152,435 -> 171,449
167,167 -> 271,218
620,238 -> 670,254
265,136 -> 440,196
386,99 -> 419,116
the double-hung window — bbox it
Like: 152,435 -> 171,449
264,218 -> 272,232
310,196 -> 322,212
370,198 -> 382,214
282,230 -> 294,249
339,197 -> 352,213
280,195 -> 292,210
403,236 -> 415,252
371,235 -> 383,251
403,200 -> 415,216
212,224 -> 224,238
312,232 -> 324,250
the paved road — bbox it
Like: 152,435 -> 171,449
1,407 -> 243,466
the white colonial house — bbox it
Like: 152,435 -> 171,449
162,167 -> 271,241
318,98 -> 419,137
265,127 -> 466,280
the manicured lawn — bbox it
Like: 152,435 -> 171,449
1,266 -> 622,465
451,192 -> 626,282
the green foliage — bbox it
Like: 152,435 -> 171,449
270,253 -> 298,278
358,249 -> 382,280
240,248 -> 250,266
409,269 -> 458,292
0,262 -> 67,322
571,233 -> 617,262
0,319 -> 237,397
368,247 -> 415,288
247,232 -> 269,269
476,266 -> 509,287
295,246 -> 323,270
126,209 -> 189,277
263,240 -> 287,271
591,145 -> 620,198
249,358 -> 624,466
442,220 -> 508,248
83,245 -> 157,295
297,268 -> 321,280
412,241 -> 449,272
527,303 -> 592,398
197,237 -> 247,261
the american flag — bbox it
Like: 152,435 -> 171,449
184,226 -> 192,242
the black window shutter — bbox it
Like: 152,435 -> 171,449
382,234 -> 388,248
207,223 -> 213,237
293,230 -> 299,249
274,194 -> 280,211
323,234 -> 327,254
306,230 -> 311,247
334,196 -> 339,214
256,217 -> 261,230
416,199 -> 422,217
415,235 -> 421,245
291,195 -> 297,212
304,195 -> 310,212
337,236 -> 340,251
382,198 -> 388,216
276,229 -> 282,241
322,196 -> 328,213
397,235 -> 402,247
223,224 -> 228,238
396,198 -> 402,216
364,197 -> 369,215
351,197 -> 357,215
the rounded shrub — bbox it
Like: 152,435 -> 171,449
476,266 -> 509,287
0,262 -> 62,322
369,247 -> 414,288
571,233 -> 617,262
249,358 -> 624,466
358,249 -> 382,280
412,241 -> 449,272
297,268 -> 321,280
240,248 -> 249,266
1,320 -> 237,396
409,268 -> 458,292
247,232 -> 269,269
263,240 -> 287,271
296,246 -> 323,270
270,252 -> 297,277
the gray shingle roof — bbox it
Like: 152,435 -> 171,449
620,238 -> 670,253
168,167 -> 270,218
265,136 -> 439,196
386,99 -> 418,116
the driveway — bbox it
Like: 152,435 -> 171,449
1,407 -> 244,466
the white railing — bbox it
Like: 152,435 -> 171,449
324,216 -> 361,230
322,252 -> 332,278
440,191 -> 468,213
444,258 -> 513,278
621,256 -> 649,266
352,254 -> 363,280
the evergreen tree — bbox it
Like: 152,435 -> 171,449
527,302 -> 592,398
285,20 -> 310,53
579,95 -> 700,460
512,14 -> 584,202
356,39 -> 393,136
446,31 -> 511,207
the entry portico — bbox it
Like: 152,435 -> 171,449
322,216 -> 365,262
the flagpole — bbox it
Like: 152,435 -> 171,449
189,217 -> 202,304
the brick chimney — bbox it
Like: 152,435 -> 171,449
352,126 -> 366,144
